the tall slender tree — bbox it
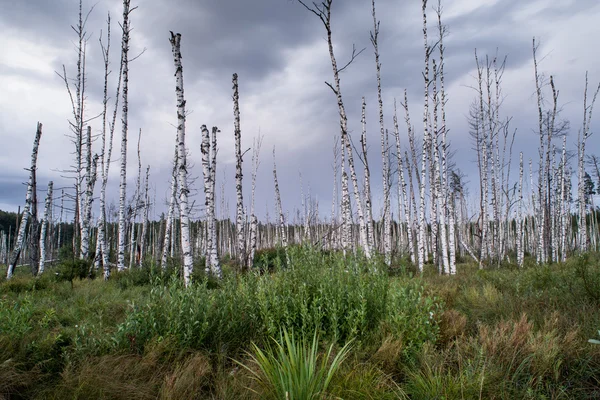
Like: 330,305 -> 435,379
117,0 -> 134,272
169,31 -> 194,287
7,123 -> 43,280
232,73 -> 246,268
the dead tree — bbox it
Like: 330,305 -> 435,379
38,181 -> 54,275
232,73 -> 246,268
169,31 -> 194,287
7,123 -> 43,279
296,0 -> 371,258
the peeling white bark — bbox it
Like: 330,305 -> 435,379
7,123 -> 42,280
169,31 -> 194,287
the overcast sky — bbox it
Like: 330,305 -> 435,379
1,0 -> 599,222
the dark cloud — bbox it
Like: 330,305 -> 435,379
1,0 -> 599,218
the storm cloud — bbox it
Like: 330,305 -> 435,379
1,0 -> 599,221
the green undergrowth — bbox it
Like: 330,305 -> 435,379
0,249 -> 598,398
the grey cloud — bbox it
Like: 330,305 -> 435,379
1,0 -> 599,219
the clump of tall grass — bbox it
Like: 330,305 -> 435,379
237,327 -> 352,400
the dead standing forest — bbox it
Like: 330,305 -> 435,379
1,0 -> 600,399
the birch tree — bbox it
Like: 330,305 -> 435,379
162,147 -> 178,269
232,73 -> 246,268
297,0 -> 371,259
577,72 -> 600,251
139,165 -> 150,266
7,123 -> 43,280
95,12 -> 123,279
417,0 -> 432,272
273,146 -> 288,248
81,126 -> 98,261
38,181 -> 53,275
169,31 -> 194,287
370,0 -> 390,264
201,125 -> 222,278
248,135 -> 263,268
360,98 -> 375,250
117,0 -> 134,272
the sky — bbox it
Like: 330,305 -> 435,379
0,0 -> 599,223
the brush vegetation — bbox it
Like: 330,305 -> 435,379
0,247 -> 599,399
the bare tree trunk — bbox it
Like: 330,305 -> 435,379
417,0 -> 431,272
273,147 -> 288,248
560,137 -> 568,262
117,0 -> 133,272
139,165 -> 150,266
96,13 -> 122,279
297,0 -> 371,259
475,51 -> 489,267
232,73 -> 246,268
28,146 -> 39,276
578,73 -> 600,252
169,32 -> 194,287
517,152 -> 524,267
203,126 -> 222,277
162,147 -> 178,269
129,128 -> 142,269
7,123 -> 42,280
393,101 -> 415,264
436,4 -> 455,274
248,135 -> 263,268
360,98 -> 375,251
81,126 -> 98,262
38,181 -> 53,275
370,0 -> 390,264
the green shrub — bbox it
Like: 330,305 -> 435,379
0,274 -> 51,294
113,247 -> 442,357
253,247 -> 288,272
55,259 -> 93,282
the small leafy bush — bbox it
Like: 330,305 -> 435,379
113,247 -> 442,356
55,259 -> 93,282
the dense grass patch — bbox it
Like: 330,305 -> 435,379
0,250 -> 599,398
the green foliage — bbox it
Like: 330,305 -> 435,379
253,247 -> 288,272
572,253 -> 600,303
1,248 -> 600,399
238,327 -> 352,400
113,247 -> 440,356
55,259 -> 93,282
0,274 -> 51,294
0,296 -> 34,338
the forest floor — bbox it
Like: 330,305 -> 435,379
1,248 -> 600,399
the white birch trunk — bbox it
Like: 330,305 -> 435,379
232,73 -> 246,267
248,135 -> 262,268
117,0 -> 132,272
371,0 -> 390,264
7,123 -> 42,280
417,0 -> 430,272
393,102 -> 415,264
360,98 -> 375,251
169,32 -> 194,287
140,165 -> 150,266
297,0 -> 370,259
272,147 -> 288,248
517,152 -> 524,267
38,181 -> 53,275
96,13 -> 122,279
162,147 -> 178,269
209,127 -> 221,277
